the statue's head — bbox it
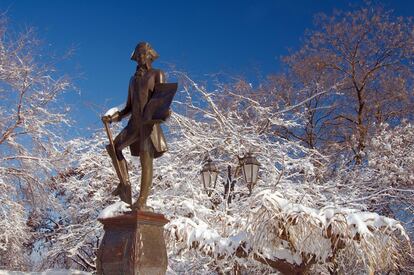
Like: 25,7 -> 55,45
130,42 -> 159,67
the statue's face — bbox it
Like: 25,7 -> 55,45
137,53 -> 150,68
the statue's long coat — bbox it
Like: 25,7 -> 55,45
117,68 -> 168,158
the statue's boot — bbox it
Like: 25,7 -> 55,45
131,196 -> 154,212
131,180 -> 152,211
112,181 -> 132,204
111,184 -> 121,196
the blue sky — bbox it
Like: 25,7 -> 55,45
1,0 -> 413,132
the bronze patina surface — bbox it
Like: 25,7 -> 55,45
102,42 -> 177,210
96,211 -> 169,275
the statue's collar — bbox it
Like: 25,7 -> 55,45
136,64 -> 153,77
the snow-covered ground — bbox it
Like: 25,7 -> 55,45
0,271 -> 90,275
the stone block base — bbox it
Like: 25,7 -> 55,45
96,211 -> 169,275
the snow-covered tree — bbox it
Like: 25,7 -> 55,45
272,4 -> 414,164
0,16 -> 73,269
329,123 -> 414,234
39,73 -> 412,274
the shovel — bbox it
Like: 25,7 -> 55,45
102,117 -> 132,204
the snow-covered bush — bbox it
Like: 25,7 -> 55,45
169,190 -> 410,274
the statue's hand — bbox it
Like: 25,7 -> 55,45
102,115 -> 112,124
102,111 -> 121,124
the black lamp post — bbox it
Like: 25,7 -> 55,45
200,158 -> 218,196
200,152 -> 261,199
223,165 -> 236,204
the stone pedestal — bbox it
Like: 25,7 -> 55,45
96,211 -> 169,275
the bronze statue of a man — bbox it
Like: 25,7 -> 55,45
102,42 -> 176,211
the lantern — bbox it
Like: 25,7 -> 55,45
240,153 -> 260,194
200,158 -> 218,196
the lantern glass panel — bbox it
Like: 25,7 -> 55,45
244,163 -> 253,183
252,163 -> 259,184
211,171 -> 218,187
201,172 -> 208,189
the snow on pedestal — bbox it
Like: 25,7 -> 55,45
98,201 -> 130,219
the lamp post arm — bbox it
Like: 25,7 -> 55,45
233,165 -> 241,180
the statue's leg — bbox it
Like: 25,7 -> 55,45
132,150 -> 154,211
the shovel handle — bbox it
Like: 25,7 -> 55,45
103,120 -> 114,146
102,119 -> 121,169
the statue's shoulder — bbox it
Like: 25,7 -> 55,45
152,68 -> 164,77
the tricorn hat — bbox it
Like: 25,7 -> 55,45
130,42 -> 159,62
